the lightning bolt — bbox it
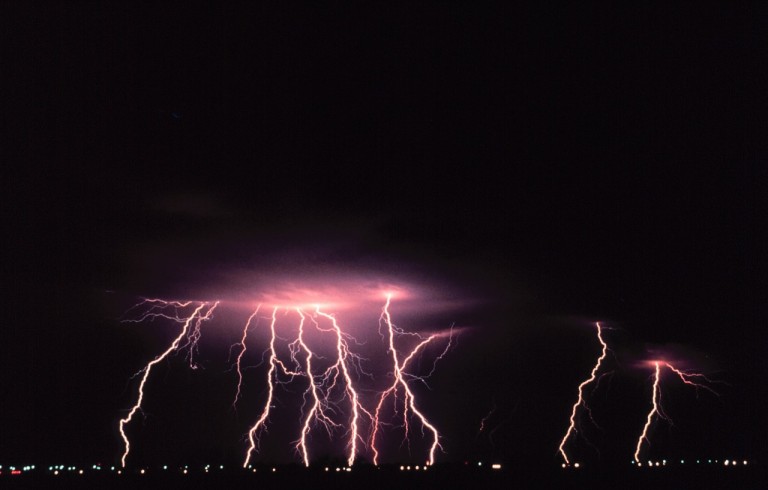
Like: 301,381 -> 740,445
118,294 -> 455,468
634,361 -> 664,465
478,403 -> 497,435
370,294 -> 451,466
243,307 -> 284,468
558,322 -> 609,466
633,361 -> 718,464
118,300 -> 219,467
244,305 -> 367,467
664,363 -> 719,397
231,307 -> 261,408
293,308 -> 341,467
314,307 -> 373,467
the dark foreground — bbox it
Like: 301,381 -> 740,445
4,463 -> 765,490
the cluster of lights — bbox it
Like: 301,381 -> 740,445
632,458 -> 749,468
2,457 -> 754,478
724,460 -> 748,466
0,465 -> 32,476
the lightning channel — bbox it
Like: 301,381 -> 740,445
118,300 -> 219,467
232,307 -> 261,408
370,294 -> 448,466
558,322 -> 609,466
633,360 -> 718,464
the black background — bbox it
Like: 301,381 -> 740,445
6,0 -> 767,472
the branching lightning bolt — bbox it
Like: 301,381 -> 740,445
633,360 -> 718,464
118,300 -> 219,467
293,308 -> 341,467
314,307 -> 373,467
118,295 -> 455,468
243,305 -> 371,467
243,307 -> 283,468
370,294 -> 451,466
558,322 -> 609,466
634,361 -> 665,465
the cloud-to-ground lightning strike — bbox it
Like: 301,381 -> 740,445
633,360 -> 718,465
634,361 -> 666,465
370,294 -> 452,466
119,300 -> 219,467
558,322 -> 609,466
242,306 -> 371,468
243,307 -> 285,468
314,307 -> 373,467
118,293 -> 456,468
293,309 -> 339,467
231,307 -> 261,408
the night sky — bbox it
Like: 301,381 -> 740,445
8,1 -> 767,471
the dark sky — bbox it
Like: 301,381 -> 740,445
7,1 -> 767,469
